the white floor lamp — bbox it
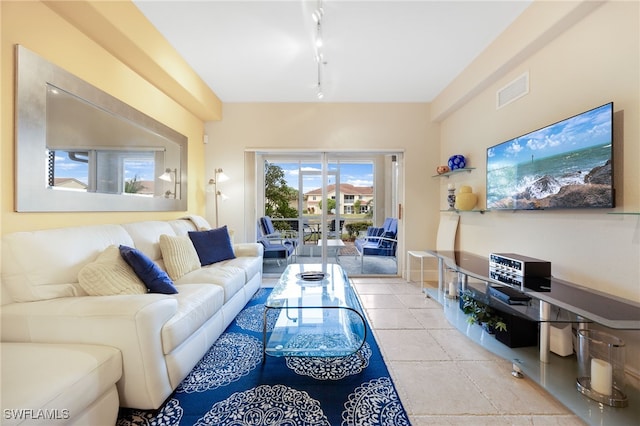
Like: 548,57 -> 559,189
208,168 -> 229,227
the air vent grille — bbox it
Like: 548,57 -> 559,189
497,72 -> 529,109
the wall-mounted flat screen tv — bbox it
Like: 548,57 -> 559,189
486,102 -> 614,210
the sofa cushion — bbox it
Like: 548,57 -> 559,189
78,245 -> 147,296
175,265 -> 246,303
167,218 -> 199,237
221,256 -> 262,283
1,224 -> 134,302
120,245 -> 178,294
179,215 -> 212,232
1,343 -> 122,422
121,221 -> 176,262
188,226 -> 236,266
159,235 -> 201,281
161,284 -> 225,354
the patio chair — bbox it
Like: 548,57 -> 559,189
327,218 -> 345,239
256,221 -> 296,266
258,216 -> 299,244
354,217 -> 398,273
302,219 -> 320,244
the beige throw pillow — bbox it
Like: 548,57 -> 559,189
78,245 -> 147,296
159,234 -> 201,280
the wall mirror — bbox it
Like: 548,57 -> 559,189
15,45 -> 187,212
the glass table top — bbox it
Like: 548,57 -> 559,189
266,263 -> 355,309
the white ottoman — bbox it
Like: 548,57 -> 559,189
1,343 -> 122,425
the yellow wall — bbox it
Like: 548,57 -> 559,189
0,0 -> 216,234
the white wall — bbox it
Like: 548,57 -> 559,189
205,103 -> 440,274
438,0 -> 639,301
437,1 -> 639,377
205,0 -> 639,379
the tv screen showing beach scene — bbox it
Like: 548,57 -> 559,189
486,102 -> 614,210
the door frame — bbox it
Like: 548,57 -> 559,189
247,149 -> 404,276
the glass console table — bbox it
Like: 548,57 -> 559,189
427,251 -> 640,324
425,250 -> 640,425
427,251 -> 640,360
263,263 -> 366,360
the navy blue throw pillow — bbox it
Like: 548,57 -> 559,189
119,245 -> 178,294
188,226 -> 236,266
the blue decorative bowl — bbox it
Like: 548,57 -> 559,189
448,155 -> 466,170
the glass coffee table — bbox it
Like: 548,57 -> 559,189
263,263 -> 367,361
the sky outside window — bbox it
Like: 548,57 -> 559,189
275,162 -> 373,190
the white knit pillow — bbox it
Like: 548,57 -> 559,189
78,245 -> 147,296
159,234 -> 201,280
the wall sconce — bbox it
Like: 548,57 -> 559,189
208,168 -> 229,227
159,168 -> 178,199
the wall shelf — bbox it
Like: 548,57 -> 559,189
432,167 -> 475,178
440,209 -> 487,214
607,212 -> 640,215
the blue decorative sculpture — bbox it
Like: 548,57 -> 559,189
448,155 -> 466,170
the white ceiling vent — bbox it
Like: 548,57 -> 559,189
496,72 -> 529,109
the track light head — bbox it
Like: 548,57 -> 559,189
312,7 -> 324,23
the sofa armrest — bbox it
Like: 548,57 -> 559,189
1,295 -> 178,409
233,242 -> 263,258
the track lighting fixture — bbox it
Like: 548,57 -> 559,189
313,0 -> 325,101
312,7 -> 323,23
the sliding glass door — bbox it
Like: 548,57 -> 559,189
255,151 -> 402,276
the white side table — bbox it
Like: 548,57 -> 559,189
312,239 -> 346,263
406,250 -> 431,291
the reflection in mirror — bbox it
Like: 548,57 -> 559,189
15,45 -> 187,211
49,148 -> 162,196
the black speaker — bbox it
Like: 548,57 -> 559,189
494,311 -> 539,348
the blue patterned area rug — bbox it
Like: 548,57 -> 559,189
117,288 -> 411,426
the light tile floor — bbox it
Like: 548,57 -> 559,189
351,277 -> 587,425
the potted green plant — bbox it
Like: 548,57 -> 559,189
460,290 -> 507,333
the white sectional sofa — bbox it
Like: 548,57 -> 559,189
1,216 -> 263,413
1,342 -> 122,425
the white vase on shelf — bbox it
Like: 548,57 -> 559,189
447,184 -> 456,210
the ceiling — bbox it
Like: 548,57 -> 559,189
133,1 -> 532,103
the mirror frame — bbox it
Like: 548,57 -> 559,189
15,45 -> 188,212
